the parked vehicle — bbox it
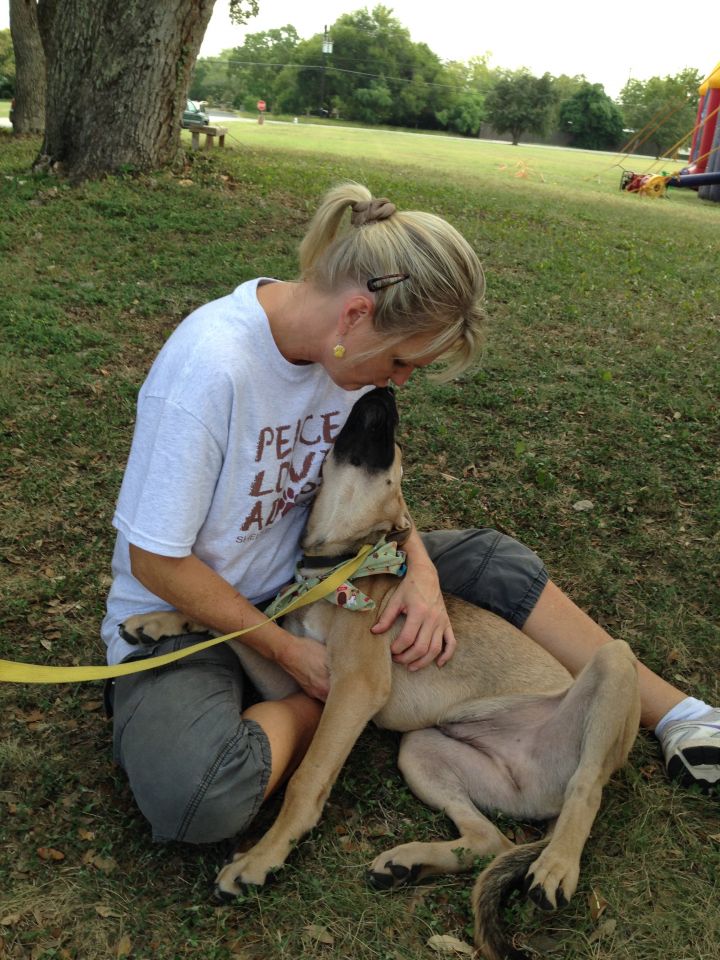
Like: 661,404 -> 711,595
181,100 -> 209,128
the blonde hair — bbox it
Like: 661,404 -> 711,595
298,182 -> 485,378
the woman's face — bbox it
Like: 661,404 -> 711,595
328,319 -> 441,391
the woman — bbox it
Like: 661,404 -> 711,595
103,183 -> 717,846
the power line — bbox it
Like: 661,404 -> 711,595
198,57 -> 473,93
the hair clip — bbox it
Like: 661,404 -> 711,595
367,273 -> 410,293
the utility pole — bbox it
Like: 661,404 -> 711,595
319,25 -> 333,115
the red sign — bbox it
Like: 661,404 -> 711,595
257,100 -> 266,112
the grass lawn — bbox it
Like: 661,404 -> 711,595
0,122 -> 718,960
183,115 -> 700,200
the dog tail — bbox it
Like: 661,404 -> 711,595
471,839 -> 549,960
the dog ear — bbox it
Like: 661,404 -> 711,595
390,511 -> 413,543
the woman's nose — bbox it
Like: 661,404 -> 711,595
389,367 -> 414,387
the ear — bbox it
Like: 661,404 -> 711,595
337,293 -> 375,336
394,510 -> 413,536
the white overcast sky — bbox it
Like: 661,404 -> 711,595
1,0 -> 717,99
198,0 -> 718,98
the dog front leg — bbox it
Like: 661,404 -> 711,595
215,651 -> 392,897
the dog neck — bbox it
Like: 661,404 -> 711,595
300,524 -> 412,574
263,536 -> 408,620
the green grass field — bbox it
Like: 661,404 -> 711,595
0,117 -> 718,960
183,115 -> 701,201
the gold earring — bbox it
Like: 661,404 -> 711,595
333,343 -> 346,359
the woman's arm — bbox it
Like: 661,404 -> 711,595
370,527 -> 456,670
129,544 -> 331,700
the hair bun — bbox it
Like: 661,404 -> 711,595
350,198 -> 396,227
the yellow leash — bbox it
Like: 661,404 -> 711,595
0,544 -> 374,685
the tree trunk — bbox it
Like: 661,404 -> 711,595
10,0 -> 46,135
35,0 -> 216,179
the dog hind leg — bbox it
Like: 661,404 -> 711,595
367,727 -> 514,889
514,639 -> 640,911
467,641 -> 639,959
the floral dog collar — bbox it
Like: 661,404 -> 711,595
265,538 -> 407,619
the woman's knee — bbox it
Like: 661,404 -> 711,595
111,649 -> 271,844
122,716 -> 272,843
421,527 -> 549,628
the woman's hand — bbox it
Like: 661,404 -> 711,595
371,533 -> 456,670
276,631 -> 331,702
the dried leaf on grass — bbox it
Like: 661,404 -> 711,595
37,847 -> 65,861
81,700 -> 104,712
95,904 -> 123,919
427,934 -> 474,955
589,918 -> 617,943
226,939 -> 254,958
525,932 -> 564,954
82,850 -> 118,874
304,924 -> 334,946
1,913 -> 23,927
588,887 -> 608,920
116,934 -> 132,957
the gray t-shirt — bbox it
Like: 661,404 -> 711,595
102,278 -> 365,664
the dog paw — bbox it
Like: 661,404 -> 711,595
367,843 -> 430,889
211,882 -> 258,905
523,876 -> 569,911
120,611 -> 211,646
522,848 -> 577,911
367,859 -> 422,890
214,854 -> 275,898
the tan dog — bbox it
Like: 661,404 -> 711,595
123,387 -> 640,959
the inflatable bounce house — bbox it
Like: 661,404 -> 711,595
621,61 -> 720,200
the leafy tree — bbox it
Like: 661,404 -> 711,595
434,57 -> 496,136
9,0 -> 45,134
435,87 -> 485,137
223,25 -> 300,111
619,68 -> 702,156
560,82 -> 624,150
190,50 -> 238,106
353,78 -> 394,124
270,35 -> 326,116
17,0 -> 256,179
0,28 -> 15,98
484,69 -> 557,145
271,7 -> 445,127
546,72 -> 586,133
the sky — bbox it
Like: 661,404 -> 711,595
198,0 -> 718,99
1,0 -> 717,100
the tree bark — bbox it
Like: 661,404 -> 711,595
35,0 -> 216,179
10,0 -> 46,135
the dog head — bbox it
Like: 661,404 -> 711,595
332,386 -> 399,473
302,388 -> 413,557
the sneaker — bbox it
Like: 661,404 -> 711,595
659,708 -> 720,790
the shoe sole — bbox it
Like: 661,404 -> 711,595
667,745 -> 720,792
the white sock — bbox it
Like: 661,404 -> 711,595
655,697 -> 712,738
